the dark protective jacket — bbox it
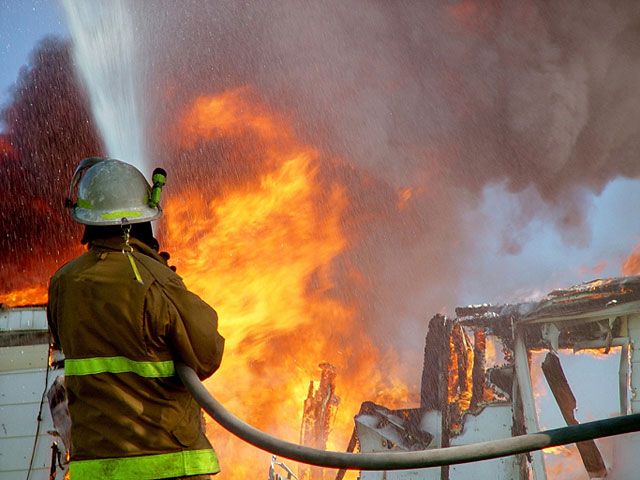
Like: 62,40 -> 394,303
47,236 -> 225,479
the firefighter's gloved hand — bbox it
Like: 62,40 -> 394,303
159,251 -> 177,272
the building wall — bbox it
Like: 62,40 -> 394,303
608,313 -> 640,479
0,307 -> 66,480
449,405 -> 519,479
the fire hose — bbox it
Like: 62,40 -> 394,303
177,363 -> 640,470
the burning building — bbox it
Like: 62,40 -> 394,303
4,3 -> 640,478
350,276 -> 640,479
3,275 -> 640,479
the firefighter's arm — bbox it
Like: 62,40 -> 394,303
161,276 -> 225,380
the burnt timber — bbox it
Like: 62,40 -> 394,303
354,276 -> 640,480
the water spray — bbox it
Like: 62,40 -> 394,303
61,0 -> 148,174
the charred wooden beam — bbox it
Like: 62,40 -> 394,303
541,352 -> 607,478
512,376 -> 529,479
470,328 -> 486,409
440,317 -> 454,480
300,363 -> 339,480
421,314 -> 450,410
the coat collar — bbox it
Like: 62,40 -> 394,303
89,236 -> 168,266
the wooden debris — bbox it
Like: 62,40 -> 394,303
299,363 -> 339,480
470,328 -> 486,409
541,352 -> 608,478
421,314 -> 450,410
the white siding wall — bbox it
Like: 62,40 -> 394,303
0,307 -> 66,480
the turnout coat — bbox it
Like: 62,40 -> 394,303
47,236 -> 225,479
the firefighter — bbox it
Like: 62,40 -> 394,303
47,157 -> 225,480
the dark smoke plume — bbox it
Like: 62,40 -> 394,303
0,37 -> 101,292
135,0 -> 640,344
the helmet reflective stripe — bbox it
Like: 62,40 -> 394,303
100,210 -> 143,220
67,157 -> 162,226
69,449 -> 220,479
75,197 -> 93,209
65,356 -> 175,377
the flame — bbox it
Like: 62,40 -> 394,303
622,241 -> 640,275
542,445 -> 572,455
396,188 -> 413,211
573,347 -> 618,359
163,88 -> 409,477
447,324 -> 474,432
0,285 -> 47,306
543,444 -> 585,479
447,331 -> 460,402
0,243 -> 82,308
178,89 -> 283,148
578,260 -> 607,277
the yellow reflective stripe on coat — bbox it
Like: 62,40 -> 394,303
69,449 -> 220,479
65,356 -> 175,377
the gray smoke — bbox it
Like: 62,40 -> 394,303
89,1 -> 640,346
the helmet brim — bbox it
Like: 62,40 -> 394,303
71,205 -> 162,226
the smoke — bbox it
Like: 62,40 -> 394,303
3,1 -> 640,344
0,37 -> 101,293
136,0 -> 640,345
140,2 -> 640,196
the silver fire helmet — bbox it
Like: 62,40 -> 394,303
67,157 -> 162,226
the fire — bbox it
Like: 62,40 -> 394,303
622,241 -> 640,275
578,260 -> 607,277
0,242 -> 83,308
163,88 -> 410,477
543,444 -> 585,480
396,187 -> 413,211
0,285 -> 47,306
542,445 -> 572,455
573,348 -> 614,359
179,88 -> 283,148
447,324 -> 474,432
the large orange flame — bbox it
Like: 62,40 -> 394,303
622,241 -> 640,276
0,285 -> 47,306
163,88 -> 412,478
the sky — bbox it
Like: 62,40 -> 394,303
462,178 -> 640,305
0,0 -> 66,109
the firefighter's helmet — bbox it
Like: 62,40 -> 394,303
66,157 -> 163,226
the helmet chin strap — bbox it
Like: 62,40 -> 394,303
121,223 -> 132,250
121,223 -> 143,284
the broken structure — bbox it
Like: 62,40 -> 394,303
299,363 -> 340,480
3,276 -> 640,479
354,276 -> 640,479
